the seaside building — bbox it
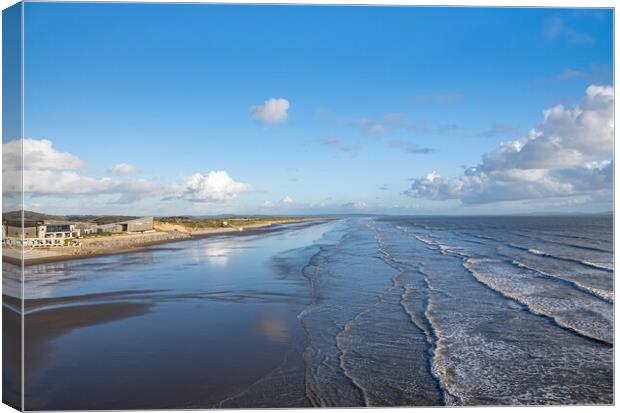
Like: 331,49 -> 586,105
44,222 -> 81,239
96,223 -> 124,233
76,222 -> 98,234
2,220 -> 80,248
96,217 -> 154,233
3,220 -> 46,239
2,217 -> 154,248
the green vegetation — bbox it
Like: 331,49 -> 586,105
157,217 -> 231,229
3,212 -> 330,234
156,216 -> 314,230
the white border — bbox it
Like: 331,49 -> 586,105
0,1 -> 616,413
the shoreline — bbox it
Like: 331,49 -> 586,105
2,218 -> 334,266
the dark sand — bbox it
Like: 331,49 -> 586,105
3,299 -> 154,409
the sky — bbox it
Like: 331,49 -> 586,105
5,2 -> 614,216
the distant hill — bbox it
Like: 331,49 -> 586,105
64,215 -> 139,224
2,210 -> 139,224
2,210 -> 66,222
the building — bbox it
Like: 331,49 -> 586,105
44,222 -> 80,239
96,223 -> 123,233
122,217 -> 154,232
3,220 -> 46,239
96,217 -> 154,233
2,220 -> 80,248
3,220 -> 48,246
2,216 -> 154,248
75,222 -> 97,234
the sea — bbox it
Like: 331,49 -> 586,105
2,215 -> 614,409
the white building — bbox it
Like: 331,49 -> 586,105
2,221 -> 81,248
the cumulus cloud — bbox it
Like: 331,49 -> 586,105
408,85 -> 613,204
408,162 -> 612,204
2,138 -> 84,173
175,171 -> 251,202
250,98 -> 290,125
2,139 -> 251,205
4,169 -> 161,199
280,195 -> 294,205
108,163 -> 137,176
2,139 -> 161,199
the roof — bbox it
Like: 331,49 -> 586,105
3,220 -> 44,228
117,217 -> 153,224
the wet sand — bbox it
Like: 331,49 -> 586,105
2,303 -> 22,410
3,219 -> 331,266
5,220 -> 338,409
3,299 -> 154,409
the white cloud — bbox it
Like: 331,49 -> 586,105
261,196 -> 295,209
176,171 -> 250,202
2,139 -> 159,198
108,163 -> 137,176
2,170 -> 102,194
2,138 -> 84,173
343,201 -> 367,210
3,169 -> 162,200
408,85 -> 613,205
2,139 -> 252,206
250,98 -> 290,125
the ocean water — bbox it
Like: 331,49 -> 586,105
2,216 -> 613,409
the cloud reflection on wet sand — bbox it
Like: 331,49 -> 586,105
251,312 -> 289,342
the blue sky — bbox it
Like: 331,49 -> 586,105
16,3 -> 613,215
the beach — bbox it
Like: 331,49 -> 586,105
2,217 -> 330,266
2,215 -> 613,409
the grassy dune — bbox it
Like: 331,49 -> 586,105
154,217 -> 330,233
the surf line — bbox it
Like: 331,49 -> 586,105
372,224 -> 460,406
